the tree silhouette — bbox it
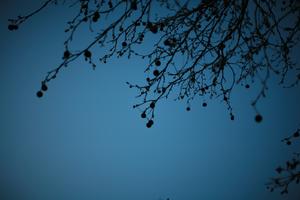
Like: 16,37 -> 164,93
8,0 -> 300,195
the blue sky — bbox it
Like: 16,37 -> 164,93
1,1 -> 300,200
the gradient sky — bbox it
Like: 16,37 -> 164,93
1,1 -> 300,200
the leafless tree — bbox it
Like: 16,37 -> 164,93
8,0 -> 300,194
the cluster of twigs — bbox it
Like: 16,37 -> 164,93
266,129 -> 300,195
7,0 -> 300,128
7,0 -> 300,196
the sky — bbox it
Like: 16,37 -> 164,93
1,0 -> 300,200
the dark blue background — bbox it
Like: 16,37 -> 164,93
1,1 -> 300,199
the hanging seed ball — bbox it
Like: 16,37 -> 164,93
230,115 -> 235,121
122,41 -> 127,47
150,102 -> 155,109
146,119 -> 154,128
155,60 -> 161,66
84,50 -> 92,58
153,69 -> 160,77
8,24 -> 18,31
202,102 -> 207,107
150,25 -> 158,33
41,84 -> 48,91
8,24 -> 14,31
141,112 -> 146,118
36,91 -> 43,98
92,12 -> 100,22
63,50 -> 70,59
255,114 -> 263,123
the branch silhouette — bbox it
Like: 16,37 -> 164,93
266,129 -> 300,195
8,0 -> 300,195
8,0 -> 300,127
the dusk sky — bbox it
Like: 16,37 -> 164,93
1,1 -> 300,200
